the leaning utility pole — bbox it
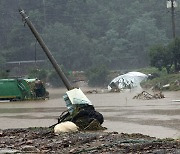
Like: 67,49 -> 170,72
19,9 -> 73,90
19,8 -> 104,129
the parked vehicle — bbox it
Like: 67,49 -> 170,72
0,78 -> 49,101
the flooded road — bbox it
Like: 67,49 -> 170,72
0,88 -> 179,139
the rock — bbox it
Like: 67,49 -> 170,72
0,148 -> 19,154
54,121 -> 79,134
21,145 -> 39,152
69,148 -> 76,153
0,130 -> 3,136
26,140 -> 34,144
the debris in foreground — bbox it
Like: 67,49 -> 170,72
133,91 -> 165,100
0,128 -> 179,153
54,121 -> 79,134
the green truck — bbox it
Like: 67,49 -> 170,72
0,78 -> 49,101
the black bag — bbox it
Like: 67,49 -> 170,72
58,104 -> 104,129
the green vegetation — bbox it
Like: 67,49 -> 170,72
0,70 -> 9,79
0,1 -> 179,90
28,69 -> 48,81
0,0 -> 179,72
139,67 -> 180,91
85,65 -> 109,87
47,70 -> 64,88
149,38 -> 180,73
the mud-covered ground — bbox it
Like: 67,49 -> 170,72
0,127 -> 180,153
0,88 -> 180,153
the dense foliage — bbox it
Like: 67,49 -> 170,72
1,0 -> 180,73
140,67 -> 180,91
149,38 -> 180,73
85,64 -> 109,86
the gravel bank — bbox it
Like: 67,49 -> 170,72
0,127 -> 180,153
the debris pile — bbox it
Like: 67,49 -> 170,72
133,91 -> 165,100
86,89 -> 98,94
0,128 -> 179,153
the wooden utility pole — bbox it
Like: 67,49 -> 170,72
167,0 -> 178,71
43,0 -> 47,27
170,0 -> 176,38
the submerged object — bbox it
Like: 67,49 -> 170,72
59,88 -> 104,129
0,78 -> 48,101
133,91 -> 165,100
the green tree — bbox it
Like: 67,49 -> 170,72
149,44 -> 173,73
168,38 -> 180,72
28,69 -> 48,81
48,70 -> 64,87
0,0 -> 179,73
85,64 -> 109,87
43,23 -> 93,70
127,13 -> 169,67
47,65 -> 69,87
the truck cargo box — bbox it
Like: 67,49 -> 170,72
0,78 -> 48,101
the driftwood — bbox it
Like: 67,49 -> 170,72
133,91 -> 165,100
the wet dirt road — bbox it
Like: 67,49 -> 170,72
0,88 -> 179,139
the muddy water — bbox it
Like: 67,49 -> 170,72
0,87 -> 179,139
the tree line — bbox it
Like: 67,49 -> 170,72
0,0 -> 180,74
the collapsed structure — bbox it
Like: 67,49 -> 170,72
108,71 -> 148,92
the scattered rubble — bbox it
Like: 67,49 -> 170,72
0,127 -> 180,153
133,91 -> 165,100
86,89 -> 98,94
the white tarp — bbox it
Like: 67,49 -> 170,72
108,72 -> 148,91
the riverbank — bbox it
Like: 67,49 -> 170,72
0,127 -> 180,153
